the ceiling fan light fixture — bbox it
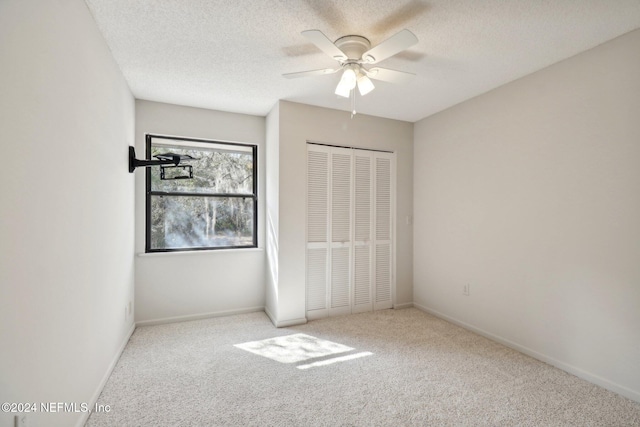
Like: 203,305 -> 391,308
335,65 -> 357,97
357,74 -> 375,96
341,66 -> 358,88
335,82 -> 351,98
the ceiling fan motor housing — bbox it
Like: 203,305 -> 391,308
334,35 -> 371,61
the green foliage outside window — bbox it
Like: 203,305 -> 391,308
147,136 -> 256,252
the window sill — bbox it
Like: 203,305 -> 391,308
137,247 -> 263,257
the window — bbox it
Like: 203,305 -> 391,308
145,134 -> 257,252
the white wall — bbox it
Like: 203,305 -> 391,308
414,29 -> 640,402
134,100 -> 266,324
273,101 -> 414,325
0,1 -> 135,426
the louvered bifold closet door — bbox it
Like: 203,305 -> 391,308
352,151 -> 373,313
373,152 -> 394,310
306,145 -> 330,320
307,144 -> 394,320
329,147 -> 353,317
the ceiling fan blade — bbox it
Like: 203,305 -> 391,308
361,29 -> 418,64
366,67 -> 415,84
282,68 -> 340,79
301,30 -> 347,61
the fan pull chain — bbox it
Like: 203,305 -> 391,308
350,89 -> 357,118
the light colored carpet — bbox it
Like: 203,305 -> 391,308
86,308 -> 640,426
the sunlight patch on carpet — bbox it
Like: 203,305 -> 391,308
234,333 -> 353,363
297,351 -> 373,370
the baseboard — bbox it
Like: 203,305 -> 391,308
413,303 -> 640,404
135,306 -> 265,327
276,317 -> 307,328
393,302 -> 414,309
272,316 -> 307,328
264,306 -> 277,327
76,322 -> 135,427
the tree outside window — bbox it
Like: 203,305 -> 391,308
146,135 -> 257,252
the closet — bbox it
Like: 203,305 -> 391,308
306,143 -> 395,320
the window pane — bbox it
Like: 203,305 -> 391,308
150,195 -> 254,250
150,142 -> 254,194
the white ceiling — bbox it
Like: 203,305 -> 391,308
85,0 -> 640,123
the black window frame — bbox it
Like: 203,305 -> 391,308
145,134 -> 258,253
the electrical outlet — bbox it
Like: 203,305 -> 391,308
15,414 -> 28,427
463,284 -> 470,296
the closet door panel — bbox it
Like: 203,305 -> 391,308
331,150 -> 352,243
353,245 -> 372,311
329,148 -> 352,316
352,152 -> 373,313
307,149 -> 329,243
306,248 -> 328,311
374,153 -> 394,310
306,146 -> 330,319
330,246 -> 351,316
375,243 -> 392,305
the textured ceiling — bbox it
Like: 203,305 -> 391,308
85,0 -> 640,122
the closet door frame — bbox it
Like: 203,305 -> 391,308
305,142 -> 396,319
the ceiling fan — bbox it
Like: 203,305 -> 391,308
283,29 -> 418,99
